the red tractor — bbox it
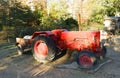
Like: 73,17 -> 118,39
16,29 -> 106,69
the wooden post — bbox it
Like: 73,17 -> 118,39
78,13 -> 81,31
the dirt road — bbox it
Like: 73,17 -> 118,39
0,37 -> 120,78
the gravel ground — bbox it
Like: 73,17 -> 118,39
0,36 -> 120,78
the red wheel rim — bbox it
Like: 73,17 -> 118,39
79,55 -> 93,67
34,40 -> 48,59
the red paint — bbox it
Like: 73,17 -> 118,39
79,55 -> 92,67
34,40 -> 48,59
30,29 -> 102,57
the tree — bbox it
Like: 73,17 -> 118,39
90,0 -> 120,23
0,0 -> 38,41
48,0 -> 69,19
34,0 -> 73,30
102,0 -> 120,16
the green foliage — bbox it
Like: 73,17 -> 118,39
64,18 -> 78,30
90,0 -> 120,24
11,4 -> 38,37
0,0 -> 78,43
0,0 -> 38,41
33,0 -> 78,31
90,10 -> 105,23
102,0 -> 120,16
39,13 -> 58,30
19,27 -> 37,37
48,0 -> 69,20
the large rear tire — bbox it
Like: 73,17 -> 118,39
32,36 -> 56,63
77,51 -> 97,69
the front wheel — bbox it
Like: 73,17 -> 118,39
77,51 -> 97,69
32,36 -> 56,63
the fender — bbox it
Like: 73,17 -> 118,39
31,31 -> 54,39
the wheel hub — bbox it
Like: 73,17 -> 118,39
79,55 -> 92,67
34,40 -> 48,59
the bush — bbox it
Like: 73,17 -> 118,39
18,27 -> 37,37
64,18 -> 78,30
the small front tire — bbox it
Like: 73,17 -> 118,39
77,51 -> 97,69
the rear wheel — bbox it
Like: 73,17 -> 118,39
77,51 -> 97,69
32,36 -> 56,63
